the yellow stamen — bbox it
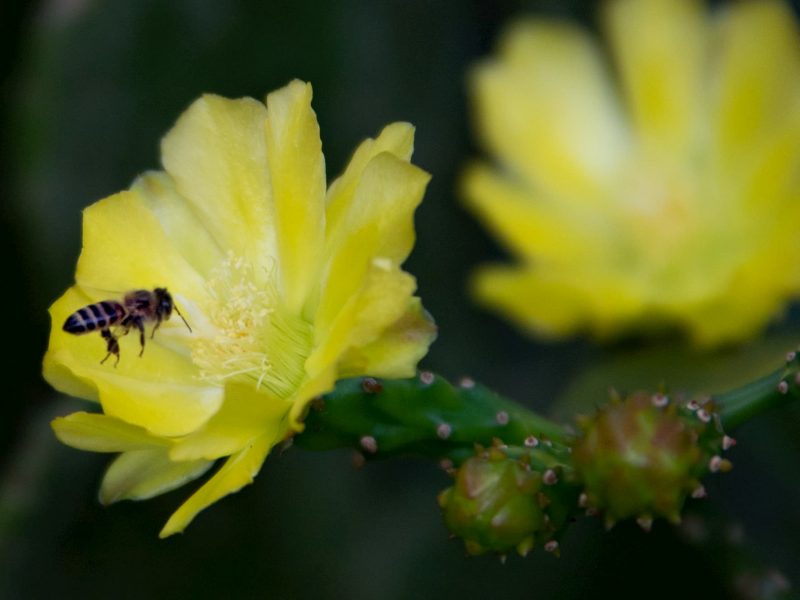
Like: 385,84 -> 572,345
192,251 -> 312,397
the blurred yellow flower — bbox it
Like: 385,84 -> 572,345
463,0 -> 800,345
44,80 -> 435,537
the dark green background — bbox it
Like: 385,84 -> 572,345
2,1 -> 799,598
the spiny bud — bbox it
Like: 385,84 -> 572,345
438,447 -> 545,556
572,392 -> 728,525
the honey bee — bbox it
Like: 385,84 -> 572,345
63,287 -> 191,366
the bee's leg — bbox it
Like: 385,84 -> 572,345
132,318 -> 146,357
120,315 -> 132,337
100,328 -> 120,367
151,314 -> 162,339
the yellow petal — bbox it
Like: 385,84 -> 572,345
287,366 -> 337,430
159,433 -> 272,537
169,383 -> 291,461
472,19 -> 629,200
75,189 -> 208,303
100,449 -> 212,505
472,266 -> 643,339
51,412 -> 168,452
43,351 -> 98,403
461,162 -> 606,264
338,297 -> 437,378
683,213 -> 800,346
316,152 -> 429,333
325,122 -> 415,241
308,259 -> 417,375
603,0 -> 707,153
683,278 -> 785,347
304,122 -> 416,320
472,267 -> 585,337
43,288 -> 117,384
132,171 -> 223,278
264,80 -> 326,314
709,0 -> 800,168
161,94 -> 275,263
45,287 -> 224,437
735,110 -> 800,215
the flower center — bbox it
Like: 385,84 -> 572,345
610,153 -> 745,302
619,158 -> 699,250
191,251 -> 313,398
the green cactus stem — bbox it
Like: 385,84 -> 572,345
295,372 -> 570,465
294,372 -> 584,556
714,350 -> 800,430
296,350 -> 800,462
293,352 -> 800,556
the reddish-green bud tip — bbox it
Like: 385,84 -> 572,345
438,452 -> 544,556
572,392 -> 727,524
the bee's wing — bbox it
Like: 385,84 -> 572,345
73,284 -> 125,303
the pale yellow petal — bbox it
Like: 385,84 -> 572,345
603,0 -> 707,153
308,259 -> 417,375
734,110 -> 800,215
67,365 -> 222,439
472,267 -> 586,337
287,367 -> 337,430
45,287 -> 224,437
315,152 -> 429,332
325,122 -> 415,240
461,162 -> 606,264
169,383 -> 291,461
161,94 -> 274,262
75,189 -> 208,303
94,374 -> 221,439
683,273 -> 787,347
709,0 -> 800,169
43,350 -> 98,403
472,19 -> 629,200
304,123 -> 416,319
472,266 -> 643,339
338,297 -> 437,378
684,212 -> 800,346
132,171 -> 223,278
159,433 -> 273,537
100,449 -> 212,504
51,411 -> 168,452
264,80 -> 326,314
43,314 -> 101,413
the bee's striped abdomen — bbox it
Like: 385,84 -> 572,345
63,301 -> 124,334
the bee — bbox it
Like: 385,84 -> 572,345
62,287 -> 191,366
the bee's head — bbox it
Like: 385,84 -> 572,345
154,287 -> 173,318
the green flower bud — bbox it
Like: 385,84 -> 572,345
438,447 -> 546,556
572,392 -> 729,526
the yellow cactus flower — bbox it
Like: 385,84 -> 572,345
44,80 -> 435,537
463,0 -> 800,345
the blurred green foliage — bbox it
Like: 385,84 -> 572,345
1,1 -> 798,598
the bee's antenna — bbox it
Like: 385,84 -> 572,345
174,304 -> 192,333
